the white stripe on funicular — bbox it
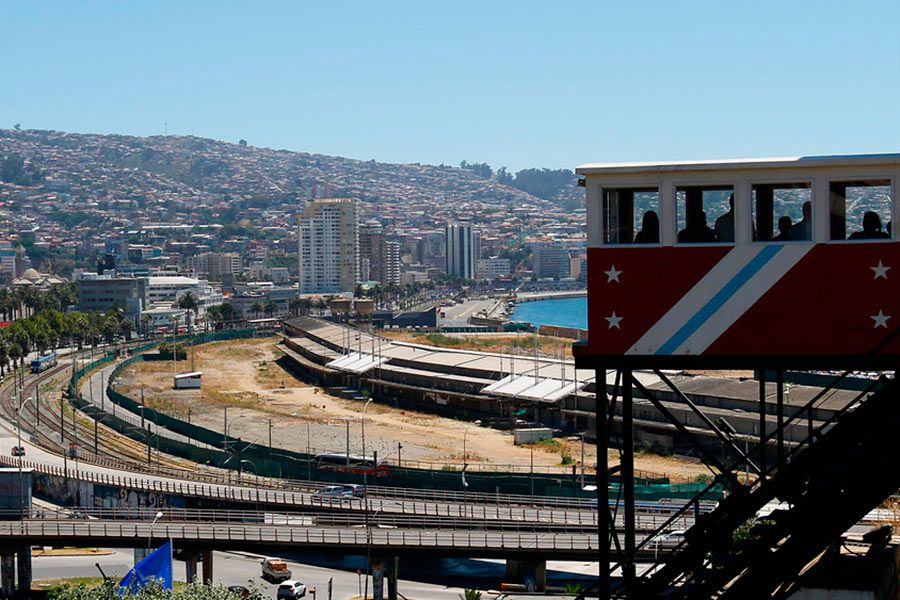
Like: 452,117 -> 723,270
626,246 -> 764,356
671,244 -> 811,355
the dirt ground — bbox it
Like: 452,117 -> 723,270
113,338 -> 711,481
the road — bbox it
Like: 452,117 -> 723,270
439,300 -> 496,326
33,549 -> 466,599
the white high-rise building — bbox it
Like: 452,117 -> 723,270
298,198 -> 358,293
385,240 -> 401,285
445,221 -> 477,280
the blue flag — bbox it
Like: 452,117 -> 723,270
118,540 -> 173,594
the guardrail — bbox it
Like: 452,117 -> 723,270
5,456 -> 607,528
0,506 -> 645,533
0,520 -> 600,557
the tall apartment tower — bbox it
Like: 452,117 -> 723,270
358,220 -> 386,283
298,198 -> 358,293
385,239 -> 402,285
445,221 -> 477,280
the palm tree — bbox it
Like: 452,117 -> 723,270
140,314 -> 152,338
221,303 -> 236,322
288,296 -> 303,317
0,336 -> 8,376
178,292 -> 200,329
250,300 -> 264,319
263,300 -> 277,317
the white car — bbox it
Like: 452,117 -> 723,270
277,580 -> 307,599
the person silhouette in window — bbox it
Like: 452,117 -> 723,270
678,210 -> 717,243
633,210 -> 660,244
788,201 -> 812,241
772,216 -> 793,241
714,194 -> 735,242
849,211 -> 891,240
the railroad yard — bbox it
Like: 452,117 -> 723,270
111,337 -> 711,480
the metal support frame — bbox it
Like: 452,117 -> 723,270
759,372 -> 767,480
595,368 -> 609,598
776,370 -> 785,468
655,371 -> 761,476
621,369 -> 636,593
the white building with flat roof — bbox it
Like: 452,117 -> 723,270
147,275 -> 223,315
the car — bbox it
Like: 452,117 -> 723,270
227,585 -> 262,599
10,446 -> 25,457
276,580 -> 307,599
656,530 -> 686,546
311,484 -> 364,500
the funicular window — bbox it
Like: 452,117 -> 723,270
675,186 -> 734,243
829,180 -> 892,241
752,183 -> 812,242
602,188 -> 660,244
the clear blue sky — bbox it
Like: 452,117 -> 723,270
2,1 -> 898,172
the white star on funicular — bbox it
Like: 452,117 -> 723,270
606,311 -> 623,329
605,265 -> 622,283
871,260 -> 890,280
871,310 -> 891,329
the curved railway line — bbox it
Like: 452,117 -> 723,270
0,351 -> 205,475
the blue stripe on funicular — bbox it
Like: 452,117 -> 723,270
656,245 -> 783,355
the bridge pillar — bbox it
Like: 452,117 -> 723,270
371,555 -> 399,600
505,558 -> 546,592
0,552 -> 14,599
201,550 -> 213,584
15,545 -> 30,600
183,552 -> 199,584
387,556 -> 398,600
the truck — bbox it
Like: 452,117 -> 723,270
261,558 -> 292,583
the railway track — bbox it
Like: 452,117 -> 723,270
0,352 -> 203,474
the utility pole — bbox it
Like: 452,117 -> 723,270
59,394 -> 64,446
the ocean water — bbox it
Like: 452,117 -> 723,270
511,296 -> 587,329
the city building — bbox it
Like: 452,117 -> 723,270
477,257 -> 511,280
0,241 -> 26,286
12,267 -> 67,291
298,198 -> 358,294
359,220 -> 386,284
186,252 -> 242,278
146,275 -> 223,316
77,274 -> 148,326
445,221 -> 477,280
385,240 -> 401,285
533,243 -> 571,279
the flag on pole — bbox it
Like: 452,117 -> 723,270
118,540 -> 173,594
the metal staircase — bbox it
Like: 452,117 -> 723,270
634,373 -> 900,599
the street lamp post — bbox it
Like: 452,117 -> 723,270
361,399 -> 373,464
148,510 -> 164,551
360,398 -> 374,600
16,395 -> 34,517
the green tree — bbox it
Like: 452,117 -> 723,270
49,578 -> 247,599
178,292 -> 200,329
